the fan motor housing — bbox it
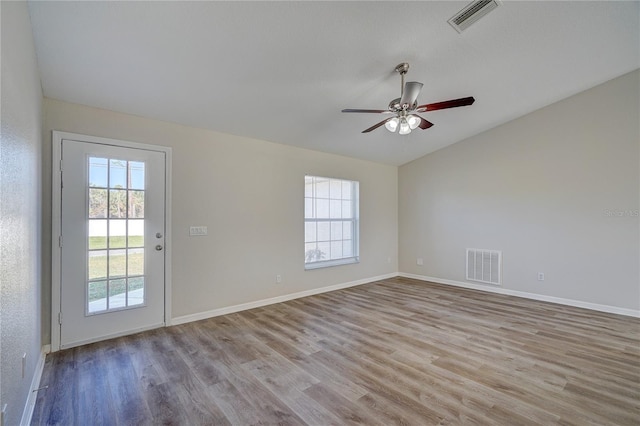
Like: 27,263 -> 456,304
388,98 -> 417,112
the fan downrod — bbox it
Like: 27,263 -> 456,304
391,62 -> 412,111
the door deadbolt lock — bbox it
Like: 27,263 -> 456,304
155,245 -> 163,251
156,232 -> 163,239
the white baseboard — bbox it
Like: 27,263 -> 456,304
172,272 -> 398,325
399,272 -> 640,318
20,345 -> 49,426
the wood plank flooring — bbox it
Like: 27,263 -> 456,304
32,277 -> 640,425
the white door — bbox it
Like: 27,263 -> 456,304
59,139 -> 166,349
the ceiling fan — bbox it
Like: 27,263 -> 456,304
342,63 -> 475,135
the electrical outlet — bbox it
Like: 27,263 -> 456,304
387,257 -> 391,264
22,353 -> 27,378
417,258 -> 424,266
189,226 -> 208,236
538,272 -> 545,281
276,274 -> 282,284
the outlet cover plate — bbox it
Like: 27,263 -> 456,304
189,226 -> 208,236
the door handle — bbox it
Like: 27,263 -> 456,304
155,245 -> 163,251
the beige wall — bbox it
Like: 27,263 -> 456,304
42,99 -> 398,333
0,1 -> 43,424
399,70 -> 639,311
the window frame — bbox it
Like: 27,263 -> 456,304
304,175 -> 359,270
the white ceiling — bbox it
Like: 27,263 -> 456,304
28,1 -> 640,166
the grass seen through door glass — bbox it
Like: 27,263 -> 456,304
88,234 -> 144,300
88,277 -> 144,303
89,252 -> 143,281
89,235 -> 143,249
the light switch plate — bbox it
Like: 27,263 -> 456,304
189,226 -> 208,236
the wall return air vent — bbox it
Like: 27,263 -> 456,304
466,248 -> 502,286
448,0 -> 502,33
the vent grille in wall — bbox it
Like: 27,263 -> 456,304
448,0 -> 502,33
466,248 -> 501,285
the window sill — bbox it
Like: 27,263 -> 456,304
305,257 -> 359,270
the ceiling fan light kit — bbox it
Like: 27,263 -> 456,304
342,62 -> 475,136
399,119 -> 411,135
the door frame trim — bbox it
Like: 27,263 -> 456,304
51,131 -> 173,352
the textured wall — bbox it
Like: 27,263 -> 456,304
0,1 -> 43,424
42,98 -> 397,334
399,70 -> 639,311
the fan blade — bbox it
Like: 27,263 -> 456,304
362,118 -> 392,133
418,116 -> 434,130
342,108 -> 393,114
416,96 -> 475,112
400,82 -> 423,109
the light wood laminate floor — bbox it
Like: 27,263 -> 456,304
32,277 -> 640,425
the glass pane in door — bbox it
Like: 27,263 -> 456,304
86,156 -> 146,315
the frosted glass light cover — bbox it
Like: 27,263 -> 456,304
407,115 -> 420,130
385,117 -> 399,132
399,119 -> 411,135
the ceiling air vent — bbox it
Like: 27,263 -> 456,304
448,0 -> 502,33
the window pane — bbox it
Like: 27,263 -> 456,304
343,223 -> 353,239
305,243 -> 321,263
316,199 -> 329,218
330,221 -> 342,240
343,240 -> 353,257
304,198 -> 314,219
330,200 -> 341,219
129,161 -> 145,190
109,249 -> 127,277
317,242 -> 330,259
109,189 -> 127,218
304,176 -> 359,269
87,157 -> 149,313
128,191 -> 144,218
88,250 -> 107,280
128,220 -> 144,247
342,201 -> 352,219
108,278 -> 127,309
89,220 -> 107,250
128,277 -> 144,306
317,222 -> 330,241
316,179 -> 329,198
304,222 -> 316,243
109,220 -> 127,248
89,188 -> 108,218
330,241 -> 343,259
128,248 -> 144,276
109,159 -> 127,188
330,180 -> 342,199
342,181 -> 352,200
88,280 -> 107,313
89,157 -> 108,188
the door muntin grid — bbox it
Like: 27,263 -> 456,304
86,156 -> 146,315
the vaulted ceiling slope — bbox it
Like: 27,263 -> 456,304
28,1 -> 639,166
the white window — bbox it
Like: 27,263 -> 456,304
304,175 -> 359,269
